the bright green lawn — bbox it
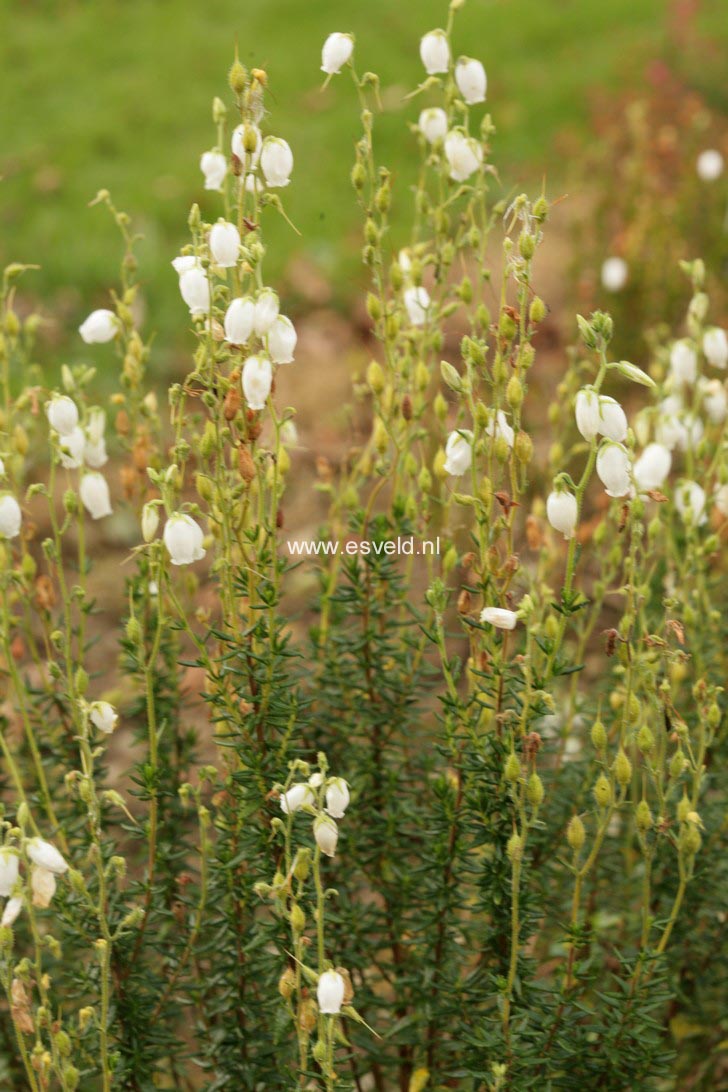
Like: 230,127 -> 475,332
1,0 -> 726,366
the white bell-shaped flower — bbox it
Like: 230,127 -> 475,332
596,442 -> 632,498
26,838 -> 68,875
31,866 -> 56,909
267,315 -> 297,364
700,378 -> 727,424
443,430 -> 473,476
418,107 -> 448,144
1,895 -> 23,927
253,289 -> 280,336
480,607 -> 518,630
455,57 -> 487,104
703,327 -> 728,369
321,32 -> 354,75
546,489 -> 578,540
200,150 -> 227,192
58,426 -> 86,469
444,131 -> 483,182
80,472 -> 112,520
601,257 -> 628,292
280,783 -> 314,815
163,513 -> 206,566
575,388 -> 601,442
420,29 -> 450,74
403,285 -> 430,326
675,480 -> 707,526
242,355 -> 273,412
261,138 -> 293,188
209,221 -> 241,267
79,309 -> 119,345
325,778 -> 350,819
0,850 -> 19,898
224,297 -> 256,345
90,701 -> 118,734
46,396 -> 79,437
0,495 -> 22,539
633,443 -> 671,493
597,396 -> 628,442
669,340 -> 697,386
314,815 -> 339,858
317,970 -> 346,1015
179,267 -> 211,316
84,408 -> 108,468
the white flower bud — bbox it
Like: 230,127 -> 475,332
0,495 -> 22,539
142,502 -> 160,542
480,607 -> 518,630
669,340 -> 697,386
179,267 -> 211,316
675,480 -> 707,526
455,57 -> 487,104
90,701 -> 118,734
31,866 -> 56,909
696,148 -> 724,181
0,850 -> 19,898
242,355 -> 273,412
596,442 -> 631,498
200,150 -> 227,192
597,396 -> 628,442
418,107 -> 448,144
700,378 -> 727,424
403,285 -> 430,326
209,221 -> 241,267
171,255 -> 199,275
231,124 -> 262,165
314,815 -> 339,858
253,289 -> 280,336
46,396 -> 79,437
546,489 -> 578,539
280,783 -> 314,815
486,409 -> 515,449
420,29 -> 450,74
163,513 -> 206,566
703,327 -> 728,369
633,443 -> 671,493
261,137 -> 293,188
79,309 -> 119,345
321,32 -> 354,75
575,387 -> 600,442
1,895 -> 23,927
224,297 -> 256,345
58,426 -> 86,469
267,315 -> 297,364
601,256 -> 628,292
444,130 -> 483,182
325,778 -> 350,819
443,430 -> 473,476
84,408 -> 108,468
80,472 -> 112,520
26,838 -> 68,875
317,969 -> 345,1015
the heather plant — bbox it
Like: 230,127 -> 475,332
0,3 -> 726,1090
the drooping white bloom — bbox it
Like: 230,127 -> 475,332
601,257 -> 628,292
209,221 -> 241,267
675,480 -> 707,526
314,815 -> 339,858
325,778 -> 350,819
79,309 -> 119,345
455,57 -> 487,104
163,513 -> 206,566
280,421 -> 299,447
669,340 -> 697,386
598,396 -> 628,442
84,407 -> 108,468
142,503 -> 159,543
171,255 -> 199,275
281,781 -> 312,816
31,866 -> 56,909
317,970 -> 346,1015
575,388 -> 600,442
224,297 -> 255,345
480,607 -> 518,630
90,701 -> 118,734
253,289 -> 280,336
700,378 -> 727,424
200,150 -> 227,191
179,267 -> 211,316
1,895 -> 22,927
0,850 -> 19,898
633,443 -> 671,493
397,249 -> 412,275
444,131 -> 483,182
418,107 -> 448,144
267,315 -> 297,364
46,396 -> 79,437
596,442 -> 632,498
420,29 -> 450,74
242,355 -> 273,411
80,472 -> 112,520
715,484 -> 728,517
703,327 -> 728,369
403,285 -> 431,326
0,495 -> 22,539
546,490 -> 578,540
486,409 -> 515,449
58,426 -> 86,469
655,396 -> 703,452
261,138 -> 293,188
321,32 -> 354,74
443,430 -> 472,476
696,149 -> 724,181
280,783 -> 314,815
26,838 -> 68,875
231,124 -> 262,165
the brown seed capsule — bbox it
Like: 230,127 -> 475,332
224,384 -> 241,421
336,967 -> 355,1004
276,508 -> 284,530
401,394 -> 413,421
525,514 -> 543,550
35,574 -> 57,612
298,998 -> 318,1033
115,409 -> 130,436
238,445 -> 256,483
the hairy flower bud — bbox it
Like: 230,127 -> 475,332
613,749 -> 632,787
566,815 -> 586,851
593,774 -> 612,808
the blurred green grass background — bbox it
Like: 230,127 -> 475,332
1,0 -> 727,369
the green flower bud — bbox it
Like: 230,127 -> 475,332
635,800 -> 653,832
506,832 -> 523,862
527,772 -> 544,807
593,774 -> 612,808
591,717 -> 607,752
567,815 -> 586,852
504,753 -> 520,782
613,749 -> 632,787
636,724 -> 655,756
